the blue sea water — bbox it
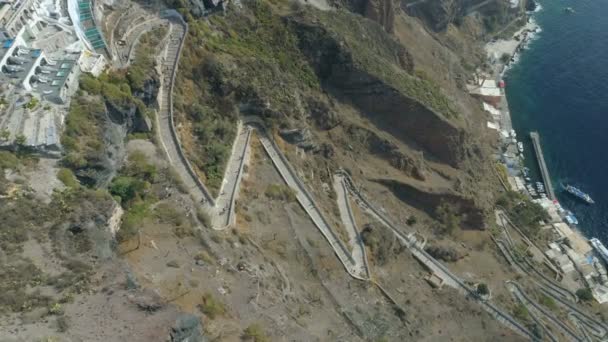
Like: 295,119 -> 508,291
505,0 -> 608,242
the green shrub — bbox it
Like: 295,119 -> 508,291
576,288 -> 593,302
242,323 -> 269,342
0,151 -> 18,169
117,201 -> 150,242
512,303 -> 529,322
154,202 -> 185,227
497,191 -> 549,237
79,74 -> 102,94
109,176 -> 149,205
198,293 -> 226,319
57,168 -> 79,188
264,184 -> 296,202
435,202 -> 461,235
538,293 -> 557,310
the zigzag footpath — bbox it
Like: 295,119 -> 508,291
155,22 -> 367,276
495,211 -> 608,339
155,12 -> 544,337
496,212 -> 575,302
507,281 -> 581,341
256,129 -> 367,280
336,171 -> 534,338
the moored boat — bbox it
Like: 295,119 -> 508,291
564,184 -> 594,204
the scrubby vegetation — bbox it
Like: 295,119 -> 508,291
435,202 -> 462,235
512,303 -> 529,322
57,168 -> 79,188
264,184 -> 296,202
537,293 -> 557,310
62,48 -> 159,183
0,174 -> 114,315
496,191 -> 550,237
127,25 -> 168,92
425,244 -> 461,262
576,288 -> 593,302
361,222 -> 395,266
242,323 -> 269,342
109,151 -> 157,242
0,150 -> 19,170
303,9 -> 458,118
198,292 -> 226,319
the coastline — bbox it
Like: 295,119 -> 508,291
478,8 -> 605,298
478,16 -> 541,134
485,17 -> 541,78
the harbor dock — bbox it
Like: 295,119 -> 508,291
529,131 -> 556,200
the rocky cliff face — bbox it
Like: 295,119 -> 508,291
289,11 -> 467,167
363,0 -> 396,33
175,0 -> 502,232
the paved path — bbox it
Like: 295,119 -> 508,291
213,123 -> 252,228
156,18 -> 215,207
333,173 -> 370,278
337,171 -> 534,337
495,210 -> 608,339
507,281 -> 581,341
257,133 -> 366,279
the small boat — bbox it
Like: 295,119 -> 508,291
564,7 -> 575,14
565,211 -> 579,225
517,142 -> 524,153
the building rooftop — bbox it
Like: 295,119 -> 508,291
30,58 -> 78,101
1,46 -> 41,85
1,37 -> 14,60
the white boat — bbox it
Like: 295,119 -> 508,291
517,142 -> 524,153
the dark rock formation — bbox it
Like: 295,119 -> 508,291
346,125 -> 427,180
372,178 -> 486,230
306,97 -> 342,130
525,0 -> 537,12
363,0 -> 395,33
105,100 -> 152,134
279,128 -> 317,150
425,244 -> 464,262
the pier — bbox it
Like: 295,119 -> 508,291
529,131 -> 556,200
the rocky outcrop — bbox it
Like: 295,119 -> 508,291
402,0 -> 526,33
425,244 -> 465,262
279,128 -> 317,150
372,178 -> 486,230
363,0 -> 395,33
106,100 -> 153,134
306,97 -> 342,130
346,125 -> 427,180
